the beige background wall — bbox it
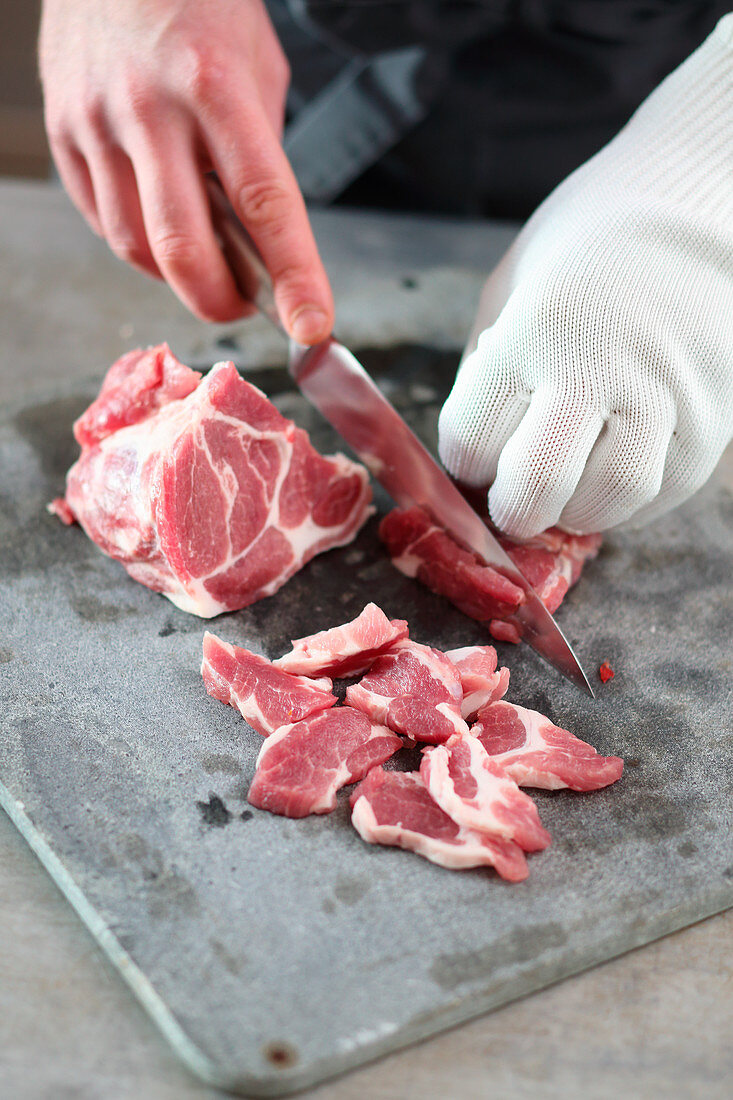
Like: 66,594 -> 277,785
0,1 -> 49,177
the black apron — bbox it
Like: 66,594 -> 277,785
269,1 -> 730,219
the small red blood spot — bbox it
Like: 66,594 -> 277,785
263,1041 -> 298,1068
599,661 -> 615,683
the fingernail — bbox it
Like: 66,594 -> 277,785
290,307 -> 329,345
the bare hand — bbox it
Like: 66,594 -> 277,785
39,0 -> 334,339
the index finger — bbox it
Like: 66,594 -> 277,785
204,98 -> 334,344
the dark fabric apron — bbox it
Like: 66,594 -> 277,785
268,1 -> 730,219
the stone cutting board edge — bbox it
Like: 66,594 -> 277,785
0,781 -> 730,1098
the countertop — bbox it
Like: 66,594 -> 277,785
1,180 -> 731,1100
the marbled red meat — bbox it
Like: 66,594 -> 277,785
471,700 -> 624,791
201,632 -> 335,736
248,707 -> 402,817
345,640 -> 468,743
380,506 -> 601,642
73,343 -> 201,447
349,767 -> 528,880
497,527 -> 603,615
487,620 -> 522,645
420,735 -> 550,851
53,346 -> 373,616
379,507 -> 525,624
274,602 -> 408,678
445,645 -> 510,719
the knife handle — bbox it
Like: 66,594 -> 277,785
205,174 -> 283,334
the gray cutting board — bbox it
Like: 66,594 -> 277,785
1,346 -> 731,1097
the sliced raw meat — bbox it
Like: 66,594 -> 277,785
471,700 -> 624,791
350,767 -> 528,880
345,640 -> 469,743
380,506 -> 601,642
497,528 -> 603,615
55,347 -> 373,616
379,507 -> 525,622
201,631 -> 335,736
247,707 -> 402,817
487,620 -> 522,645
274,602 -> 409,678
420,735 -> 550,851
445,645 -> 510,719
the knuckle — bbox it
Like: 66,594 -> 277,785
183,43 -> 227,106
533,271 -> 615,345
82,95 -> 110,141
83,92 -> 106,135
46,90 -> 109,147
117,73 -> 158,131
237,177 -> 291,228
150,228 -> 200,274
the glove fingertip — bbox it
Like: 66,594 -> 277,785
488,486 -> 548,541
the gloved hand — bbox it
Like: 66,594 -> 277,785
439,15 -> 733,539
39,0 -> 333,339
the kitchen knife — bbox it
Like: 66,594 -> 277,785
207,176 -> 594,696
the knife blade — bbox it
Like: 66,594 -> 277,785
289,339 -> 594,696
206,175 -> 594,695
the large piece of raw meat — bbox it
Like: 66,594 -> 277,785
52,344 -> 373,616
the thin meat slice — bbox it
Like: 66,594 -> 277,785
274,602 -> 409,678
380,506 -> 601,642
379,507 -> 525,622
420,735 -> 550,851
247,707 -> 402,817
201,631 -> 335,736
487,620 -> 522,645
55,348 -> 373,617
345,639 -> 469,743
445,645 -> 511,720
471,700 -> 624,791
497,528 -> 603,615
350,768 -> 528,880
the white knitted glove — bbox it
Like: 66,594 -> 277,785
439,15 -> 733,539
